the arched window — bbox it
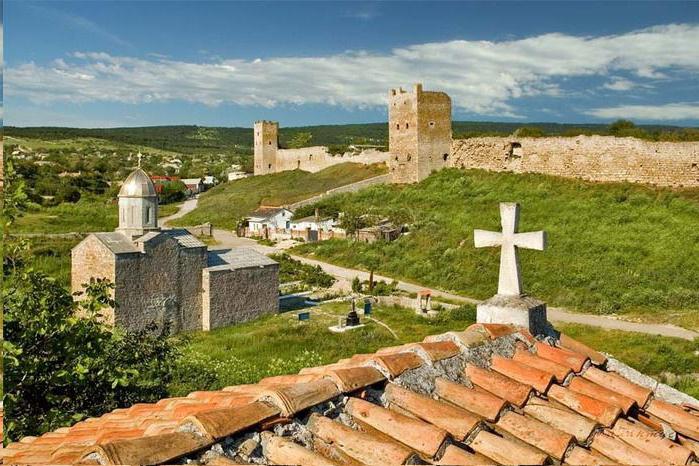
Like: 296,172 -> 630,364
396,123 -> 400,130
405,122 -> 409,129
146,206 -> 152,224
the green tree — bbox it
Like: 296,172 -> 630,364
159,180 -> 187,204
3,273 -> 180,441
513,126 -> 545,138
288,132 -> 313,149
608,119 -> 636,134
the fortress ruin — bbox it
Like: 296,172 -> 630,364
254,84 -> 699,187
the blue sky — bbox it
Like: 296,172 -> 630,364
4,1 -> 699,127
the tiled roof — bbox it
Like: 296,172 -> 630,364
207,248 -> 278,271
248,207 -> 289,219
93,232 -> 140,255
3,323 -> 699,465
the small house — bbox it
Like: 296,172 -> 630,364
182,178 -> 204,195
246,207 -> 293,236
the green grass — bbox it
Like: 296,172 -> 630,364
158,202 -> 183,218
169,302 -> 476,395
14,199 -> 118,234
22,237 -> 79,287
292,169 -> 699,328
558,324 -> 699,398
170,162 -> 387,230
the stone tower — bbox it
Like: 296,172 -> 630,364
388,83 -> 452,183
254,120 -> 279,175
116,168 -> 160,238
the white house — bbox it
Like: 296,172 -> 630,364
203,175 -> 218,186
246,207 -> 293,234
290,215 -> 336,232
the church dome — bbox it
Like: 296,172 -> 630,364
119,168 -> 157,197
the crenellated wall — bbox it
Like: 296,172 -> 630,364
449,135 -> 699,187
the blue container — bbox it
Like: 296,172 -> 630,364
298,311 -> 310,321
364,301 -> 372,315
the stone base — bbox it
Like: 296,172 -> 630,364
328,324 -> 366,333
476,294 -> 548,336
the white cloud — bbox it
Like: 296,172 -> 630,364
586,102 -> 699,121
5,23 -> 699,117
603,77 -> 637,91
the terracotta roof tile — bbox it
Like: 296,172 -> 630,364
535,341 -> 589,372
80,431 -> 212,465
257,379 -> 340,417
377,341 -> 461,362
307,413 -> 417,466
495,410 -> 574,460
547,384 -> 622,427
583,366 -> 653,408
436,444 -> 496,465
323,366 -> 386,392
565,445 -> 614,465
513,345 -> 572,382
568,376 -> 637,414
678,434 -> 699,458
523,396 -> 598,443
371,351 -> 425,377
258,374 -> 321,385
490,355 -> 555,393
434,377 -> 507,422
469,429 -> 548,465
646,399 -> 699,441
559,333 -> 608,366
464,363 -> 533,407
423,329 -> 489,348
612,418 -> 693,465
345,397 -> 448,458
384,383 -> 481,440
467,322 -> 519,340
590,429 -> 663,465
261,432 -> 341,466
181,401 -> 280,440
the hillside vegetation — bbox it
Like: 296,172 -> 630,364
293,169 -> 699,328
170,163 -> 387,230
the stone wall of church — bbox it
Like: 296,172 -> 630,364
202,264 -> 279,331
71,236 -> 117,325
113,236 -> 207,333
449,135 -> 699,187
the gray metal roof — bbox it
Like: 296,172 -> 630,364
207,247 -> 277,271
119,169 -> 157,197
159,229 -> 207,248
93,232 -> 140,254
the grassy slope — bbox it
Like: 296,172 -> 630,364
293,169 -> 699,327
14,199 -> 119,234
170,162 -> 387,230
170,302 -> 476,395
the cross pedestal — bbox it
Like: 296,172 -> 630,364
474,203 -> 549,335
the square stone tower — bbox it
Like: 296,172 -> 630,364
254,120 -> 279,175
388,83 -> 452,184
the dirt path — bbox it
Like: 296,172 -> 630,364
169,197 -> 699,341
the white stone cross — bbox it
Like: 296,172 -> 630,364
474,203 -> 546,296
137,151 -> 143,168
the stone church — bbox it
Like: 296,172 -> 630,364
71,168 -> 279,333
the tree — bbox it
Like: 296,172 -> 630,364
3,273 -> 180,441
608,119 -> 636,134
159,180 -> 187,204
288,132 -> 313,149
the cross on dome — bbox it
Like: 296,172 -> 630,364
474,203 -> 546,296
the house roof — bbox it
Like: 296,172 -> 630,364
4,323 -> 698,465
206,247 -> 278,271
291,215 -> 334,223
182,178 -> 203,185
248,206 -> 290,219
92,232 -> 141,254
90,229 -> 206,255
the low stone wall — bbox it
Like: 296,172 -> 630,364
450,135 -> 699,187
275,147 -> 390,173
287,174 -> 390,210
186,222 -> 213,237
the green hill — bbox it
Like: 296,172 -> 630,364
170,163 -> 388,230
292,169 -> 699,328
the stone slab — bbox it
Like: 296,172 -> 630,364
476,294 -> 547,336
328,324 -> 366,333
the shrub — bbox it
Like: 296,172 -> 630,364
3,273 -> 180,441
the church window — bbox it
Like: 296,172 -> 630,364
147,206 -> 152,223
268,163 -> 272,169
405,122 -> 409,129
268,140 -> 272,145
396,123 -> 400,130
443,153 -> 448,161
429,121 -> 436,128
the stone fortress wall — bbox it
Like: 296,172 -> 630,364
449,136 -> 699,187
253,120 -> 390,175
254,84 -> 698,187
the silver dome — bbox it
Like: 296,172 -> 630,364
118,169 -> 157,197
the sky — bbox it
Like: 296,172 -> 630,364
4,1 -> 699,128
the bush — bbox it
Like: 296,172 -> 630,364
270,253 -> 336,288
3,272 -> 180,441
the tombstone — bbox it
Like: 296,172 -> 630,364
473,202 -> 548,334
346,299 -> 361,327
